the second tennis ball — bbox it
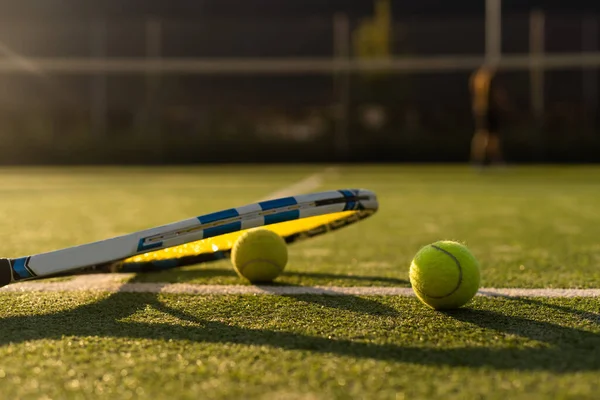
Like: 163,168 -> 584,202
231,228 -> 288,283
409,240 -> 481,310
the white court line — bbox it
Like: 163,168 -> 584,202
1,275 -> 599,297
258,167 -> 338,201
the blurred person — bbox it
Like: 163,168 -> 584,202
469,64 -> 510,168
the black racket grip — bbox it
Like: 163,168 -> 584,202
0,259 -> 12,288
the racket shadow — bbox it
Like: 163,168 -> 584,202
126,266 -> 409,287
0,291 -> 598,371
126,266 -> 404,316
256,284 -> 401,317
282,271 -> 409,286
126,266 -> 238,283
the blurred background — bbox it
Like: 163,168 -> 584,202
0,0 -> 599,164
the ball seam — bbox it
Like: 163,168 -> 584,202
423,244 -> 463,299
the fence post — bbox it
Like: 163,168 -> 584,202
582,15 -> 598,134
485,0 -> 502,66
529,9 -> 545,161
144,17 -> 162,138
333,12 -> 351,161
530,9 -> 545,121
90,18 -> 107,138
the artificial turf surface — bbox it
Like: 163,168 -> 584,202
0,293 -> 598,399
0,165 -> 599,399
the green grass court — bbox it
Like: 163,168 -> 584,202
1,165 -> 599,399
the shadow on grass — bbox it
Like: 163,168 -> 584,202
283,271 -> 409,286
0,292 -> 598,372
128,267 -> 410,287
508,297 -> 600,326
256,284 -> 401,317
127,267 -> 238,282
127,267 -> 406,316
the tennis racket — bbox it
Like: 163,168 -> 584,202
0,189 -> 378,287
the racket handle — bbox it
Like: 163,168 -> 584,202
0,259 -> 12,288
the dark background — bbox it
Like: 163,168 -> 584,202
2,0 -> 600,17
0,0 -> 598,164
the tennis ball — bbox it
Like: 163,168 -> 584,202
231,228 -> 288,283
409,240 -> 480,310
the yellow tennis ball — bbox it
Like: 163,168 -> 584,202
409,240 -> 481,310
231,228 -> 288,283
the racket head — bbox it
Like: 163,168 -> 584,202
111,188 -> 378,273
